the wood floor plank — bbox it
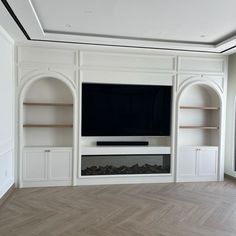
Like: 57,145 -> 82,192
1,178 -> 236,236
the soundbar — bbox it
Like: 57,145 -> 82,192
96,141 -> 149,146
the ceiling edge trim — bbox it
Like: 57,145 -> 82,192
1,0 -> 30,39
30,39 -> 219,54
3,0 -> 236,54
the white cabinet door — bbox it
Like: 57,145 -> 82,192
179,147 -> 197,177
198,148 -> 218,177
48,150 -> 72,180
23,149 -> 47,181
48,149 -> 72,181
23,147 -> 72,186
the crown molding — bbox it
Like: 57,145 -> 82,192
3,0 -> 236,54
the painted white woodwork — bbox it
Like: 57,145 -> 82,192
81,70 -> 174,86
17,66 -> 77,87
81,52 -> 175,71
23,149 -> 46,181
178,57 -> 224,73
177,75 -> 224,92
179,147 -> 197,177
0,27 -> 14,199
16,42 -> 227,187
225,54 -> 236,177
198,149 -> 218,177
48,149 -> 72,180
178,84 -> 220,147
22,147 -> 72,187
81,137 -> 171,146
18,73 -> 77,187
18,66 -> 77,86
177,81 -> 224,181
178,147 -> 218,182
18,47 -> 77,66
82,146 -> 171,156
23,78 -> 73,147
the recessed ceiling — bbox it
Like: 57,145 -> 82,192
4,0 -> 236,53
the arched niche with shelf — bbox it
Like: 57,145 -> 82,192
176,83 -> 223,182
178,84 -> 221,147
19,76 -> 77,188
23,77 -> 74,147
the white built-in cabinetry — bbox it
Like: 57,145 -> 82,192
177,84 -> 222,182
178,146 -> 218,182
16,43 -> 227,187
23,147 -> 72,187
21,77 -> 74,187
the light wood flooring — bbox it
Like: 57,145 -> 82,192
1,178 -> 236,236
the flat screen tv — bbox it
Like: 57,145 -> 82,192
82,83 -> 172,136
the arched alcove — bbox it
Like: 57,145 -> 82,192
19,75 -> 77,187
176,82 -> 223,182
23,77 -> 73,147
178,84 -> 221,146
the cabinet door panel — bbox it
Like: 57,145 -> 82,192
23,150 -> 46,181
179,148 -> 197,177
198,149 -> 218,176
48,150 -> 72,180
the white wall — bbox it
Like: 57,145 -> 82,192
225,54 -> 236,177
0,26 -> 15,198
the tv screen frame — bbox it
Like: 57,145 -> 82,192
82,83 -> 172,137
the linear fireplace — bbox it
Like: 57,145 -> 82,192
81,154 -> 170,176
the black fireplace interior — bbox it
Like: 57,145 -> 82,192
81,154 -> 170,176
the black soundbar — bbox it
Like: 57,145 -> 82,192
96,141 -> 149,146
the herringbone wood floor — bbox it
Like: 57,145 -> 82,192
1,178 -> 236,236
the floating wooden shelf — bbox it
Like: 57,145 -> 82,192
180,106 -> 219,110
179,126 -> 219,130
23,124 -> 73,128
23,102 -> 73,106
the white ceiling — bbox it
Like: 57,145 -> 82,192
31,0 -> 236,44
4,0 -> 236,53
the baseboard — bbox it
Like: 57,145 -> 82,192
0,184 -> 15,208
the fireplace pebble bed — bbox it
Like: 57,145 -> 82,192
81,164 -> 170,175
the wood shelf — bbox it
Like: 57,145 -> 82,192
180,106 -> 219,110
179,126 -> 219,130
23,102 -> 73,107
23,124 -> 73,128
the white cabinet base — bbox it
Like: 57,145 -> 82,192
177,176 -> 218,183
22,147 -> 72,187
178,146 -> 218,182
22,180 -> 72,188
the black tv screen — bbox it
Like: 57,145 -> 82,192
82,83 -> 172,136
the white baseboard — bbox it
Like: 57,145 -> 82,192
0,183 -> 14,206
77,175 -> 174,186
21,180 -> 72,188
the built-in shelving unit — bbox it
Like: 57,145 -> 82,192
178,84 -> 220,147
23,78 -> 73,147
177,84 -> 221,182
23,101 -> 73,129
